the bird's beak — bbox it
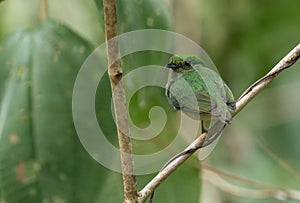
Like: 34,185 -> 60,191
166,62 -> 178,69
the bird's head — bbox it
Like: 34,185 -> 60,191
166,54 -> 204,73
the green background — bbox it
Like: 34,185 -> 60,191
0,0 -> 300,202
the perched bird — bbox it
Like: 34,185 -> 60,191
165,54 -> 236,131
150,55 -> 236,203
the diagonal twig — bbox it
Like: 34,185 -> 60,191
202,166 -> 300,201
138,43 -> 300,202
236,43 -> 300,114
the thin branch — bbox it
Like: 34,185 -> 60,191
138,44 -> 300,202
202,166 -> 300,201
257,138 -> 300,182
202,164 -> 287,190
39,0 -> 48,21
102,0 -> 138,202
236,43 -> 300,114
138,133 -> 208,202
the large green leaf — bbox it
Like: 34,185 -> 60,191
0,28 -> 41,203
0,19 -> 113,203
95,0 -> 171,32
95,0 -> 173,127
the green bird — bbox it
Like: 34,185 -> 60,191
149,55 -> 236,203
150,55 -> 236,203
165,54 -> 236,131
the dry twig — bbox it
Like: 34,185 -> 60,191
39,0 -> 48,20
103,0 -> 138,202
202,166 -> 300,201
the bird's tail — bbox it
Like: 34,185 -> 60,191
198,119 -> 226,160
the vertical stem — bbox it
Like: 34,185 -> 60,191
102,0 -> 138,202
39,0 -> 48,21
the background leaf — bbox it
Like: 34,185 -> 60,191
0,19 -> 114,203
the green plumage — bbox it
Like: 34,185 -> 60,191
165,55 -> 236,123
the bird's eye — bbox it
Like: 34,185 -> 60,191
227,102 -> 236,111
184,61 -> 191,67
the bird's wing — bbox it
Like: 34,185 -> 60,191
167,80 -> 217,115
183,91 -> 215,113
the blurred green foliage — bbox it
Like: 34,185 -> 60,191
0,0 -> 300,203
0,19 -> 110,203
